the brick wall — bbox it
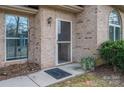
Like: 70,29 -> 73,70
0,6 -> 124,69
74,6 -> 98,62
38,6 -> 76,68
97,5 -> 124,46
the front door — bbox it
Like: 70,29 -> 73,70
56,19 -> 72,65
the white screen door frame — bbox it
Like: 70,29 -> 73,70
56,19 -> 72,65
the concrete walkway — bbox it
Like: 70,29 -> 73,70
0,63 -> 85,87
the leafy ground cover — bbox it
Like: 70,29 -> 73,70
0,62 -> 41,81
49,65 -> 124,87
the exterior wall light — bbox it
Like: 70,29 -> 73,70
47,17 -> 52,25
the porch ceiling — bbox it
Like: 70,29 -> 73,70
41,5 -> 84,13
0,5 -> 83,14
0,5 -> 38,15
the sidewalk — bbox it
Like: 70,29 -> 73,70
0,63 -> 85,87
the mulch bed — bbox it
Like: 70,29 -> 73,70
0,62 -> 41,81
94,64 -> 116,76
93,64 -> 124,86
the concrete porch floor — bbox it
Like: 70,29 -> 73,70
0,63 -> 85,87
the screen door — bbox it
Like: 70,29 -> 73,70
56,20 -> 72,64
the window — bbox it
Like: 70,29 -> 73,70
5,15 -> 28,60
109,10 -> 122,41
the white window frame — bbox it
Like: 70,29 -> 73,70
5,14 -> 29,62
109,10 -> 122,41
109,24 -> 121,41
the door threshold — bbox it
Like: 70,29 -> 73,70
57,61 -> 73,66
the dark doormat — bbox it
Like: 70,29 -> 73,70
44,68 -> 72,79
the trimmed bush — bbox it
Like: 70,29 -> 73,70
99,40 -> 124,71
80,57 -> 96,71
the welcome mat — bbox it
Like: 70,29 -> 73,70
44,68 -> 72,79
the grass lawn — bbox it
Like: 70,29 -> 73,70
49,65 -> 124,87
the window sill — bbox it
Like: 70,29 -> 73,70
5,58 -> 28,62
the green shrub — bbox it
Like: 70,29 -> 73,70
99,40 -> 124,71
80,57 -> 96,71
